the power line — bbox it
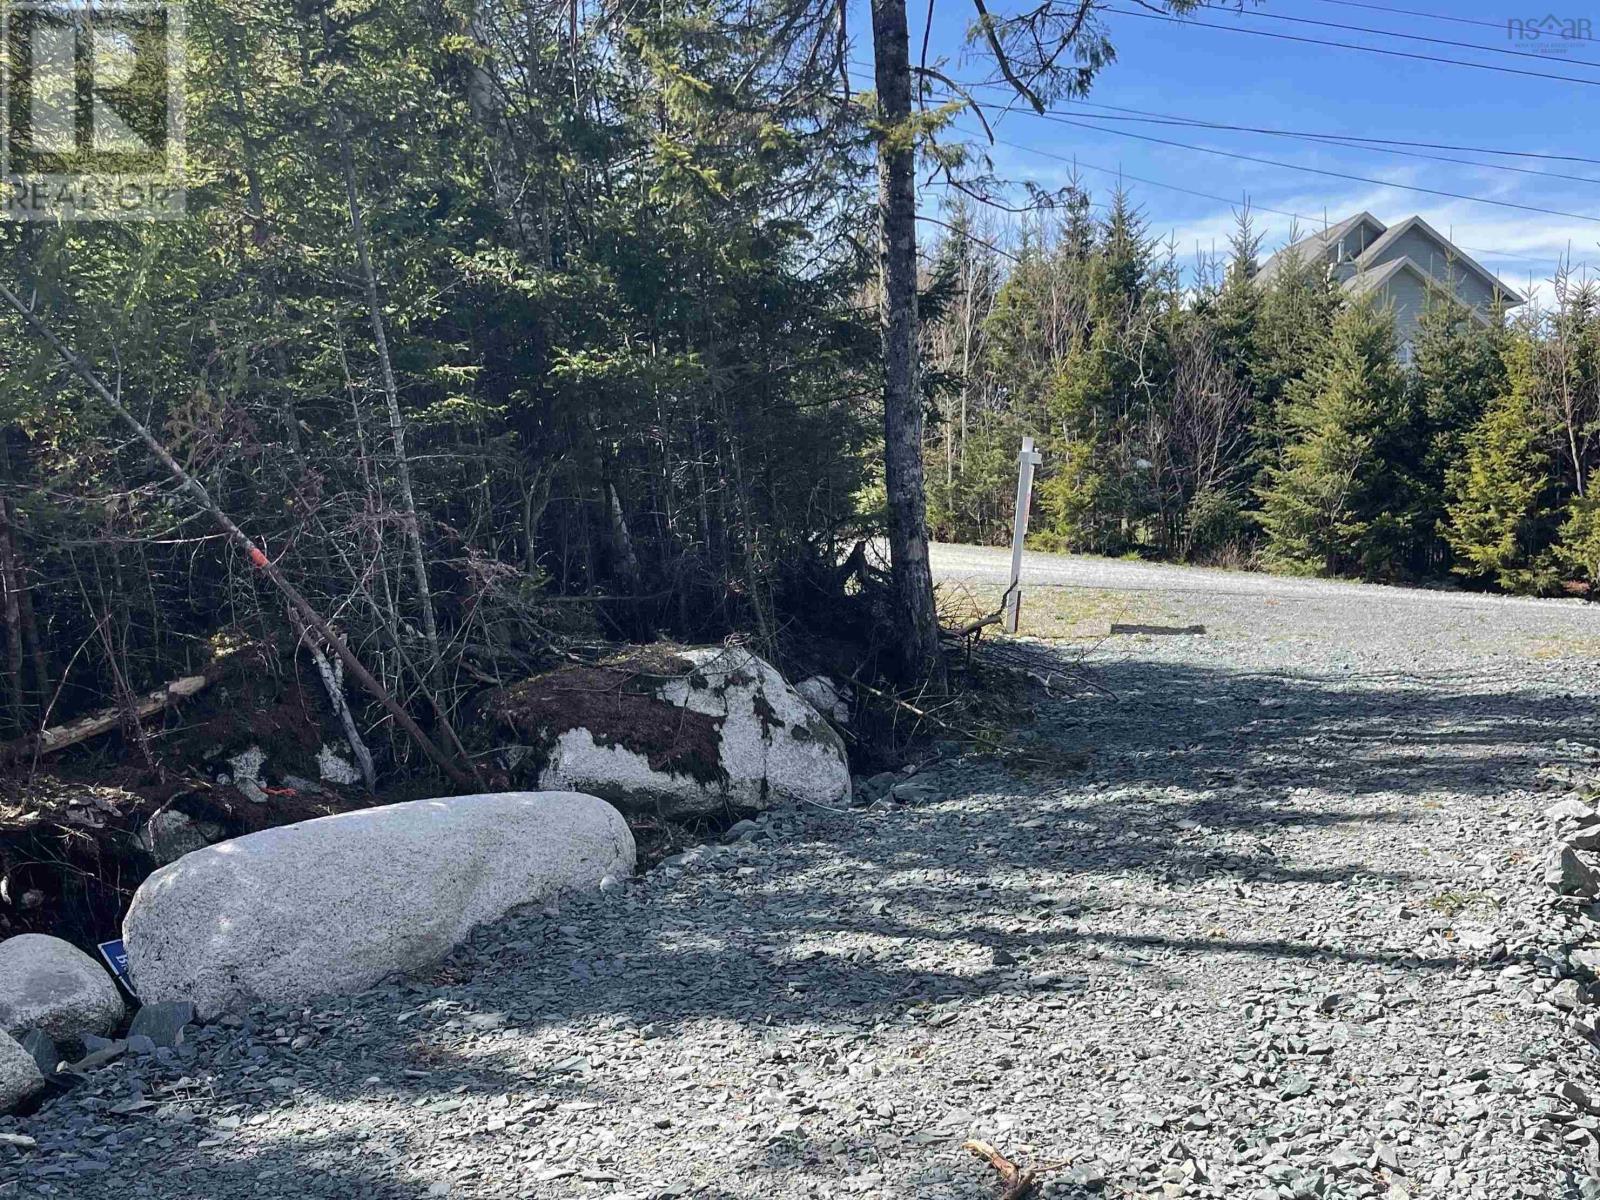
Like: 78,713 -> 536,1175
939,77 -> 1600,186
1104,6 -> 1600,87
1280,0 -> 1600,45
917,212 -> 1022,262
894,74 -> 1600,267
1042,107 -> 1600,188
963,125 -> 1589,270
851,62 -> 1600,270
1051,95 -> 1600,167
1220,3 -> 1600,69
926,126 -> 1594,275
866,57 -> 1600,165
976,133 -> 1309,223
1000,103 -> 1600,225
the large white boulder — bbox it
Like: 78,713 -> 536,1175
123,791 -> 635,1018
492,646 -> 850,817
0,934 -> 124,1041
0,1031 -> 43,1112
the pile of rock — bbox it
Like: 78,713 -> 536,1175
0,653 -> 855,1116
1540,786 -> 1600,1069
1544,795 -> 1600,901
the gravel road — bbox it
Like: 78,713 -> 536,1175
7,550 -> 1600,1200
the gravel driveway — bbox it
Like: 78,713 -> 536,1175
7,551 -> 1600,1200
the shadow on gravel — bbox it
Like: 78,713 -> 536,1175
29,650 -> 1593,1198
1056,654 -> 1596,803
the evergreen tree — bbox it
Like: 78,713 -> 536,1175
1211,211 -> 1265,389
1444,336 -> 1563,593
1036,187 -> 1159,553
1257,298 -> 1415,578
1248,233 -> 1340,478
1557,494 -> 1600,594
1407,293 -> 1507,574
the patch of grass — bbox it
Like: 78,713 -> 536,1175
938,581 -> 1175,641
1527,635 -> 1600,661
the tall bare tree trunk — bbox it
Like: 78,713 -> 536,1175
0,499 -> 24,730
337,132 -> 442,677
0,440 -> 48,710
871,0 -> 943,684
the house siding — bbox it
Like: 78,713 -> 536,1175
1256,214 -> 1520,350
1361,226 -> 1500,310
1371,270 -> 1430,348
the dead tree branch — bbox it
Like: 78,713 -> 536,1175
0,279 -> 475,788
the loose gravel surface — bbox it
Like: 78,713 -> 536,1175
8,552 -> 1600,1200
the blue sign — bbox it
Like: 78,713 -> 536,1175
98,939 -> 135,996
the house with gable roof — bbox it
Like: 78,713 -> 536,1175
1255,212 -> 1524,361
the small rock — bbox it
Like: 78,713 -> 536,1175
1063,1161 -> 1107,1188
1546,844 -> 1600,898
128,1000 -> 194,1049
1572,947 -> 1600,976
67,1038 -> 127,1071
138,809 -> 223,866
863,772 -> 899,800
1549,979 -> 1585,1011
1559,1080 -> 1599,1113
17,1030 -> 56,1076
1547,797 -> 1597,824
1570,824 -> 1600,851
795,676 -> 849,725
889,780 -> 941,804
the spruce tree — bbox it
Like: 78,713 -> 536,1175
1211,210 -> 1265,389
1038,187 -> 1158,553
1443,336 -> 1562,593
1408,294 -> 1506,575
1257,298 -> 1414,578
1247,234 -> 1340,496
1557,495 -> 1600,594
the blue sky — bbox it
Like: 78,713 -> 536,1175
875,0 -> 1600,297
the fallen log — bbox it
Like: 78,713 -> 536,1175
0,674 -> 208,764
